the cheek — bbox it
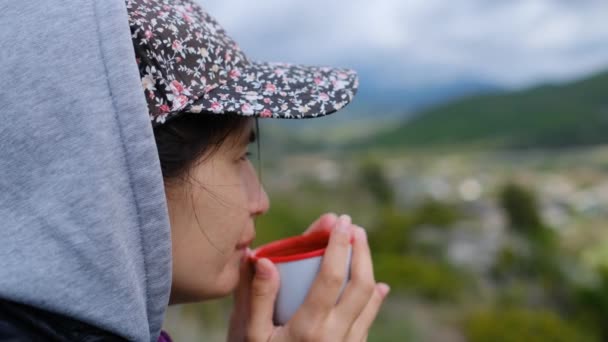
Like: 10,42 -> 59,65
191,171 -> 249,255
168,161 -> 252,302
170,230 -> 243,301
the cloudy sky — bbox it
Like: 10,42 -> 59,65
200,0 -> 608,90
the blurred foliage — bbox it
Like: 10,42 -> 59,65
499,182 -> 558,256
367,304 -> 417,342
182,298 -> 231,329
491,245 -> 563,286
574,266 -> 608,341
368,200 -> 460,253
410,199 -> 461,227
368,206 -> 411,254
358,159 -> 394,205
499,182 -> 545,234
374,254 -> 467,301
464,308 -> 597,342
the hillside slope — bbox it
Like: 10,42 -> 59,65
367,70 -> 608,149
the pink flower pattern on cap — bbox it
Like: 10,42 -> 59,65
126,0 -> 359,125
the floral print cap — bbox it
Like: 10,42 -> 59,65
126,0 -> 359,126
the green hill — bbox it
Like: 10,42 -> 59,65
364,70 -> 608,150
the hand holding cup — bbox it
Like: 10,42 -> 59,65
228,213 -> 390,342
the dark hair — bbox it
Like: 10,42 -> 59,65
153,113 -> 256,185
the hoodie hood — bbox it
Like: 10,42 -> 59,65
0,1 -> 172,341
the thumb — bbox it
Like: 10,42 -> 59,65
248,258 -> 280,338
233,248 -> 254,310
228,251 -> 254,342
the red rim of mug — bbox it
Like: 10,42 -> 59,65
250,230 -> 331,264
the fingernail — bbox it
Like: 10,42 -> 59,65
337,215 -> 351,234
378,283 -> 391,297
326,213 -> 339,228
356,227 -> 368,242
255,258 -> 272,279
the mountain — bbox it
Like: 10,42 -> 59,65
261,77 -> 502,146
352,77 -> 503,113
361,70 -> 608,150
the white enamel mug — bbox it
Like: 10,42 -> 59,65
252,230 -> 352,325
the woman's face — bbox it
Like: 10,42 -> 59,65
164,118 -> 269,304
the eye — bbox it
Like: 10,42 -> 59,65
239,151 -> 252,161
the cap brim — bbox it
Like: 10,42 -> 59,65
184,61 -> 359,119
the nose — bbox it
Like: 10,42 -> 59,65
244,159 -> 270,217
250,183 -> 270,217
244,161 -> 270,216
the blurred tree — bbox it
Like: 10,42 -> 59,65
499,182 -> 556,249
368,206 -> 412,255
575,266 -> 608,341
411,199 -> 461,228
374,254 -> 466,301
465,308 -> 597,342
500,182 -> 544,233
494,182 -> 585,331
358,159 -> 394,206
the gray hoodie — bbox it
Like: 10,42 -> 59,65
0,1 -> 172,341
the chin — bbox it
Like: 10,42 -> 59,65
170,252 -> 243,304
169,274 -> 239,304
210,262 -> 241,297
193,260 -> 241,301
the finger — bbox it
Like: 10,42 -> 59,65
335,226 -> 376,323
300,214 -> 352,317
247,258 -> 280,339
228,249 -> 255,342
348,283 -> 390,341
227,250 -> 252,342
303,212 -> 338,235
233,248 -> 254,310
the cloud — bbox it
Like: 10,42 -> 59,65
198,0 -> 608,88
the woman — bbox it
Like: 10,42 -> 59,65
0,0 -> 388,340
